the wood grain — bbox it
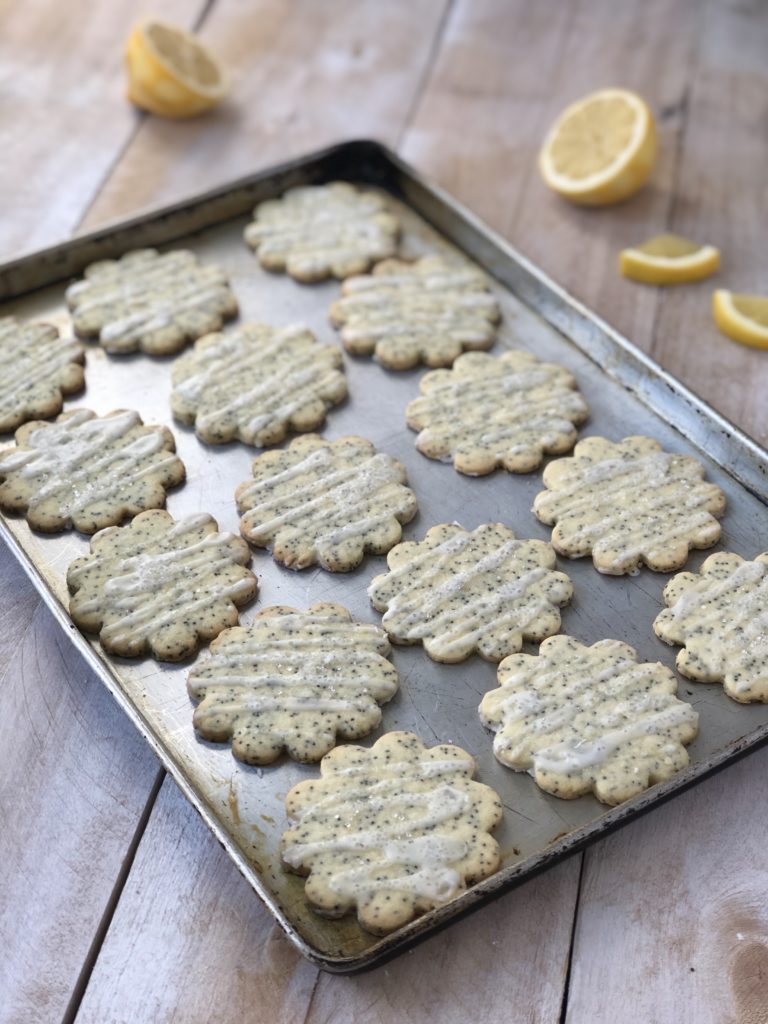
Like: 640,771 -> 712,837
75,777 -> 580,1024
305,858 -> 580,1024
1,1 -> 767,1020
75,777 -> 319,1024
0,0 -> 206,260
565,747 -> 768,1024
650,0 -> 768,446
0,550 -> 160,1024
80,0 -> 450,230
400,0 -> 699,356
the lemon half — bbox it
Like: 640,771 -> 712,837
620,234 -> 720,284
712,290 -> 768,350
125,19 -> 228,118
539,88 -> 656,206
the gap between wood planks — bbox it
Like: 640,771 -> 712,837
60,770 -> 166,1024
645,6 -> 702,363
394,0 -> 456,150
71,0 -> 216,237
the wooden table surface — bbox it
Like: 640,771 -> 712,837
2,2 -> 767,1021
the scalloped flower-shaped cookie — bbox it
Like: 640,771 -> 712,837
170,323 -> 347,446
479,636 -> 699,805
533,436 -> 726,574
654,551 -> 768,703
66,248 -> 238,355
244,182 -> 399,282
0,408 -> 185,533
368,523 -> 573,663
281,731 -> 503,935
235,434 -> 418,572
188,602 -> 398,764
0,317 -> 85,433
406,350 -> 589,474
329,255 -> 500,370
67,509 -> 257,661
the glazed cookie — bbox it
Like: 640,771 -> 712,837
654,551 -> 768,703
67,509 -> 257,661
0,317 -> 85,433
368,523 -> 573,663
170,323 -> 347,446
236,434 -> 418,572
479,636 -> 699,805
533,436 -> 726,574
406,350 -> 589,474
329,255 -> 501,370
188,603 -> 398,764
281,731 -> 503,935
244,182 -> 399,282
66,248 -> 238,355
0,408 -> 185,533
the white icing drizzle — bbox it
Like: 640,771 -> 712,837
283,755 -> 476,902
69,514 -> 253,648
408,353 -> 588,464
189,609 -> 396,728
171,323 -> 346,444
66,249 -> 234,349
658,555 -> 768,697
0,409 -> 181,518
238,441 -> 415,552
244,183 -> 397,273
369,525 -> 570,659
482,639 -> 698,785
534,441 -> 723,571
0,320 -> 82,418
334,257 -> 499,346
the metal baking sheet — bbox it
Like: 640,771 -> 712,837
2,140 -> 767,972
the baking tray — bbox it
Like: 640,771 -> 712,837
2,140 -> 767,972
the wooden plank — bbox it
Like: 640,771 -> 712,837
400,0 -> 700,357
80,0 -> 451,230
565,747 -> 768,1023
651,0 -> 768,446
0,548 -> 161,1024
74,775 -> 580,1022
0,0 -> 206,261
74,777 -> 319,1024
306,859 -> 581,1024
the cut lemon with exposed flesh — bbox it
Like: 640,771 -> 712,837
125,19 -> 228,118
539,88 -> 656,206
712,290 -> 768,350
620,234 -> 720,284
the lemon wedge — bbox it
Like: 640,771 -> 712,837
619,234 -> 720,284
712,290 -> 768,350
125,19 -> 228,118
539,88 -> 656,206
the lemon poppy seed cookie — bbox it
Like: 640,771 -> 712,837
66,248 -> 238,355
188,602 -> 398,764
329,255 -> 501,370
479,636 -> 699,805
0,408 -> 185,533
0,317 -> 85,433
170,323 -> 347,446
654,551 -> 768,703
244,182 -> 399,283
406,350 -> 589,474
368,523 -> 573,663
235,434 -> 418,572
67,509 -> 257,662
533,435 -> 726,574
281,731 -> 503,935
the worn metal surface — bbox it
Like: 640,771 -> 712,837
1,141 -> 767,971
